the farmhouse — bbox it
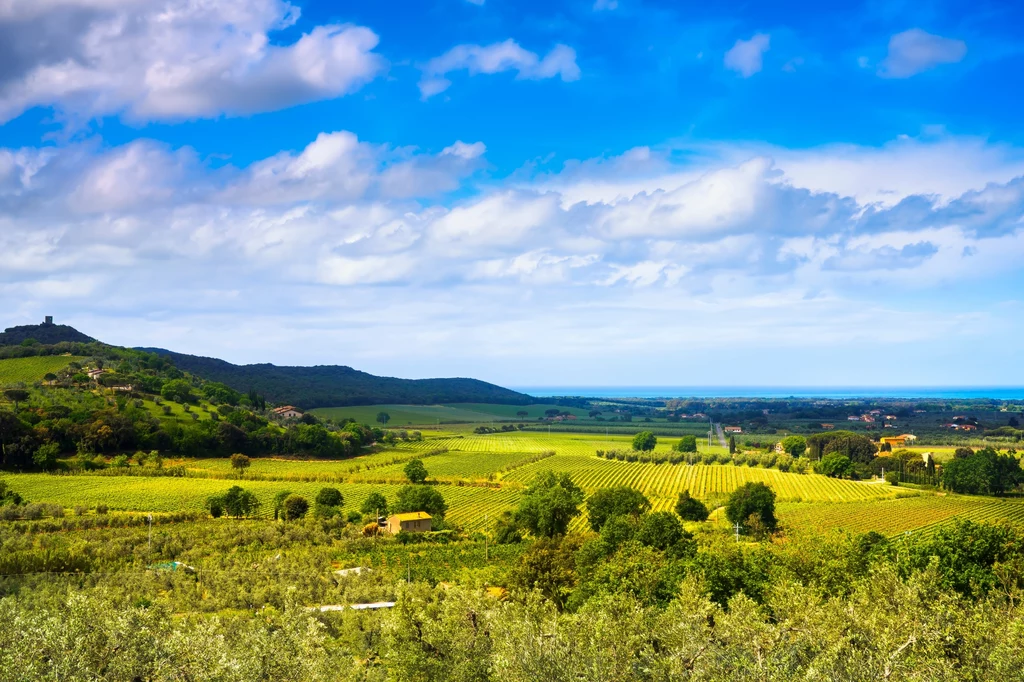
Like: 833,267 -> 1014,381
879,435 -> 909,448
724,426 -> 742,433
386,511 -> 432,534
272,405 -> 303,419
86,368 -> 106,381
821,423 -> 835,430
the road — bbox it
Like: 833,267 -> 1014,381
714,422 -> 727,448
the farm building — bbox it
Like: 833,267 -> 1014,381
272,405 -> 303,419
724,426 -> 742,433
879,435 -> 909,448
386,511 -> 432,534
86,368 -> 106,381
821,423 -> 835,430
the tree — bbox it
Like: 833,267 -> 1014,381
3,389 -> 29,413
360,492 -> 389,517
544,409 -> 561,418
632,431 -> 657,452
514,470 -> 584,538
43,373 -> 57,384
516,410 -> 529,418
217,485 -> 260,518
635,511 -> 695,557
493,510 -> 523,544
589,410 -> 602,418
819,452 -> 854,478
729,435 -> 736,455
376,412 -> 391,426
315,487 -> 343,508
283,494 -> 309,520
393,485 -> 448,519
32,442 -> 60,470
403,458 -> 428,483
229,453 -> 250,475
807,430 -> 876,463
725,482 -> 777,534
585,486 -> 651,531
780,435 -> 807,458
273,490 -> 293,520
160,379 -> 196,403
953,447 -> 975,459
942,448 -> 1023,495
676,435 -> 698,453
674,490 -> 710,522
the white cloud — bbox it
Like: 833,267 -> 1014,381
0,0 -> 385,123
724,33 -> 770,77
878,28 -> 966,78
593,0 -> 618,10
419,40 -> 580,99
4,133 -> 1024,384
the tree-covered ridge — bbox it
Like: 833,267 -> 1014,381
0,342 -> 391,472
0,322 -> 95,346
139,348 -> 533,409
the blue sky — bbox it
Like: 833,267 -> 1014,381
2,0 -> 1024,387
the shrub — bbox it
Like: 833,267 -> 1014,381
885,471 -> 900,486
632,431 -> 657,452
96,504 -> 109,515
315,487 -> 344,507
283,494 -> 309,521
675,490 -> 710,522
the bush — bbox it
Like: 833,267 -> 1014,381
404,459 -> 428,484
676,435 -> 697,453
283,494 -> 309,520
675,490 -> 710,522
96,503 -> 109,514
315,487 -> 344,508
885,471 -> 900,486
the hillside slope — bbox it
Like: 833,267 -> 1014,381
139,348 -> 533,409
0,322 -> 95,346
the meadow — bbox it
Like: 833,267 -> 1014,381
311,402 -> 596,425
0,355 -> 86,384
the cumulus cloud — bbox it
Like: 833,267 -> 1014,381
0,0 -> 385,123
724,33 -> 770,77
4,132 -> 1024,382
878,28 -> 966,78
418,40 -> 580,99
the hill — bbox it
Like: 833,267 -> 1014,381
138,348 -> 533,409
0,320 -> 94,346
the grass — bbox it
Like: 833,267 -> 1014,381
312,404 -> 505,425
0,356 -> 87,385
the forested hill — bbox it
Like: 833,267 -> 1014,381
138,348 -> 533,409
0,323 -> 95,346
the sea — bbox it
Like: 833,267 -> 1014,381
509,386 -> 1024,400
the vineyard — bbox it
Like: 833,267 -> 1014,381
6,474 -> 520,531
780,495 -> 1024,536
0,356 -> 86,384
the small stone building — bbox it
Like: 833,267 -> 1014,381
386,511 -> 432,534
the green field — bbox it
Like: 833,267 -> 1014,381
0,355 -> 86,384
6,428 -> 1024,537
312,402 -> 596,425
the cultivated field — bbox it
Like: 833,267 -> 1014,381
8,429 -> 1024,536
0,356 -> 86,384
312,402 -> 596,425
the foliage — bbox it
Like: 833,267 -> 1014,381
819,452 -> 854,478
315,487 -> 344,508
513,470 -> 584,538
725,482 -> 778,534
229,453 -> 250,473
360,491 -> 388,517
779,435 -> 807,457
283,494 -> 309,520
207,485 -> 260,518
584,486 -> 651,531
393,485 -> 448,519
404,458 -> 428,483
674,490 -> 710,521
631,431 -> 657,452
807,430 -> 877,464
942,447 -> 1023,495
676,435 -> 698,453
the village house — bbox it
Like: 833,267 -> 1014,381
86,368 -> 106,381
386,511 -> 432,534
821,423 -> 835,430
271,405 -> 303,419
847,415 -> 860,421
724,426 -> 742,433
